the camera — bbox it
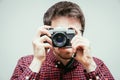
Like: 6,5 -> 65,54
48,27 -> 75,47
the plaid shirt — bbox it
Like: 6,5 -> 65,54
11,50 -> 114,80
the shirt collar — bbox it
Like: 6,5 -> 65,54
46,50 -> 81,69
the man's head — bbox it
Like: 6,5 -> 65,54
43,1 -> 85,35
43,1 -> 85,60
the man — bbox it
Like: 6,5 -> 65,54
11,1 -> 114,80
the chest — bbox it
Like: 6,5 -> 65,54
39,65 -> 86,80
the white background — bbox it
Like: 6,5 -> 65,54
0,0 -> 120,79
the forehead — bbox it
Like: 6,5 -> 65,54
51,16 -> 82,29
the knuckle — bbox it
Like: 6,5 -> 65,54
32,40 -> 36,45
44,35 -> 48,38
37,27 -> 44,33
37,27 -> 42,31
38,28 -> 43,33
32,39 -> 40,46
41,35 -> 48,39
32,41 -> 39,47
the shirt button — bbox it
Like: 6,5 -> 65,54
57,61 -> 60,64
25,76 -> 29,80
55,65 -> 58,67
96,75 -> 100,79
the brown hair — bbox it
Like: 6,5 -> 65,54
43,1 -> 85,34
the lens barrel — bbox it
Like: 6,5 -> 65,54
52,32 -> 67,47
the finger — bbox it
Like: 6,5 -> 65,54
39,35 -> 52,45
71,35 -> 81,44
43,43 -> 53,49
71,36 -> 77,44
33,41 -> 52,55
35,26 -> 51,38
71,35 -> 85,44
72,38 -> 88,49
72,42 -> 84,50
44,25 -> 51,29
72,38 -> 86,53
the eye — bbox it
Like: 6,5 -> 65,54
80,30 -> 84,33
68,27 -> 73,30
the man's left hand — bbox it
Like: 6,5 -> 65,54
71,27 -> 97,72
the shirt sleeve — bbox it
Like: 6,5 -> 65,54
85,57 -> 114,80
10,56 -> 38,80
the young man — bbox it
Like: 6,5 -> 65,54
11,1 -> 114,80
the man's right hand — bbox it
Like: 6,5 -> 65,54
29,25 -> 52,73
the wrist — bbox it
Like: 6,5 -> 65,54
85,60 -> 97,73
29,57 -> 43,73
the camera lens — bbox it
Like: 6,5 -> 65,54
56,35 -> 64,43
52,32 -> 67,47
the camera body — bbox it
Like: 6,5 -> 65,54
48,27 -> 75,47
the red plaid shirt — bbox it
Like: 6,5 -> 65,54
11,50 -> 114,80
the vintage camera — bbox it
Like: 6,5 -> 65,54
48,27 -> 75,47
